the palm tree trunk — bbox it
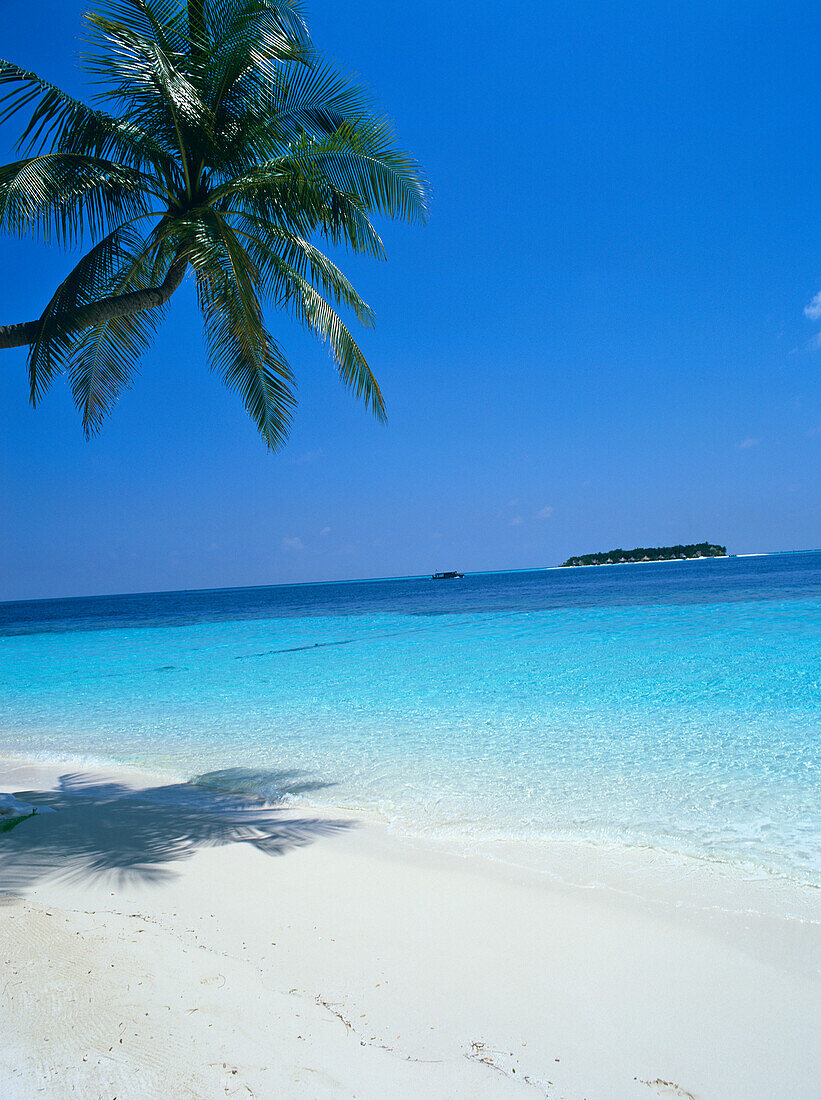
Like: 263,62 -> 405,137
0,254 -> 188,350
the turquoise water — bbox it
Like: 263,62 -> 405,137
1,553 -> 819,883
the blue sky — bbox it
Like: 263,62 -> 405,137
1,0 -> 819,600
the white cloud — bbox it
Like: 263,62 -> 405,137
509,515 -> 524,526
281,536 -> 304,550
791,332 -> 821,354
291,448 -> 325,465
537,505 -> 554,518
507,498 -> 519,507
738,437 -> 761,449
805,291 -> 821,321
320,526 -> 331,536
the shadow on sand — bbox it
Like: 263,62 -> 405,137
0,767 -> 353,892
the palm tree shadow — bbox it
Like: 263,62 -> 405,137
0,768 -> 353,892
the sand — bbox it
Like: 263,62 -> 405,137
0,759 -> 818,1099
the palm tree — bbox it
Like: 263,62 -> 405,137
0,0 -> 428,449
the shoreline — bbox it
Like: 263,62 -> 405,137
557,555 -> 729,568
1,757 -> 819,1098
2,748 -> 818,902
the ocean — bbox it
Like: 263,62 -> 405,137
1,552 -> 819,885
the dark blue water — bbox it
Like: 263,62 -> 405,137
2,552 -> 818,635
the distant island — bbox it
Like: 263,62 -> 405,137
561,542 -> 727,567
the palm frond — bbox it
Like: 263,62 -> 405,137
0,153 -> 154,247
211,208 -> 383,417
68,303 -> 165,436
214,169 -> 387,257
189,3 -> 314,173
85,4 -> 213,163
87,0 -> 189,58
0,60 -> 175,170
264,251 -> 384,419
26,223 -> 152,403
186,207 -> 260,304
281,123 -> 430,223
201,0 -> 310,80
227,210 -> 374,324
246,55 -> 373,146
67,223 -> 189,436
200,278 -> 297,450
192,212 -> 296,448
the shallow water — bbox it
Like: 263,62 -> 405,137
1,553 -> 819,883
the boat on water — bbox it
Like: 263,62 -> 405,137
432,571 -> 464,580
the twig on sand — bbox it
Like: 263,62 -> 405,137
312,993 -> 442,1064
636,1078 -> 696,1100
465,1040 -> 552,1095
315,996 -> 353,1033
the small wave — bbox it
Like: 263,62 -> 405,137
189,766 -> 336,803
0,749 -> 188,787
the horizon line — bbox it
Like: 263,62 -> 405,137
2,547 -> 820,607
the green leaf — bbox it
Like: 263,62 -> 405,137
27,224 -> 152,403
193,213 -> 296,448
0,153 -> 152,247
68,304 -> 166,436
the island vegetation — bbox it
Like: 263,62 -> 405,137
561,542 -> 727,567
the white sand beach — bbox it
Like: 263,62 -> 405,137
1,759 -> 818,1099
